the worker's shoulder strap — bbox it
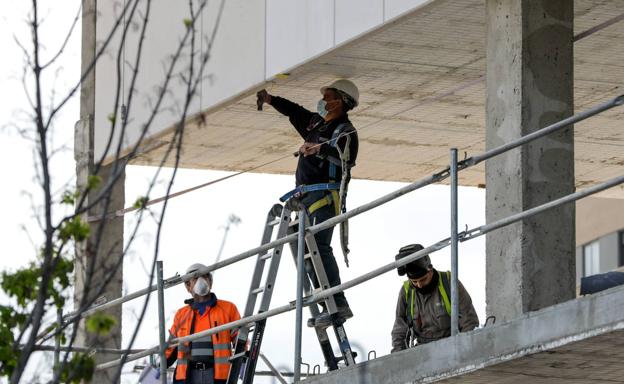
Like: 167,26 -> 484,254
438,271 -> 452,316
328,122 -> 354,180
189,305 -> 197,336
329,122 -> 354,148
403,281 -> 415,324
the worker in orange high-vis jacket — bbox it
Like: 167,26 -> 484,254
165,263 -> 241,384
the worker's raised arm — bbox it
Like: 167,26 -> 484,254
257,89 -> 316,139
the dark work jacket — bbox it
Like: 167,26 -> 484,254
270,96 -> 358,187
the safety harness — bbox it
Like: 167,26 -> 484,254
403,271 -> 452,346
279,122 -> 354,266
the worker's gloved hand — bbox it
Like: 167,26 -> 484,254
299,142 -> 320,157
256,89 -> 271,110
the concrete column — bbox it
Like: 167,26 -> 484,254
74,0 -> 124,381
485,0 -> 575,322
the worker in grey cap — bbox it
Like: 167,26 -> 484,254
391,244 -> 479,352
165,263 -> 240,383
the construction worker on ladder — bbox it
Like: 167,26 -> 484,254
391,244 -> 479,352
165,263 -> 241,383
257,79 -> 359,328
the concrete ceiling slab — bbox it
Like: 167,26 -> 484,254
132,0 -> 624,198
439,330 -> 624,383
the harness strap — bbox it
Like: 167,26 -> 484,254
279,183 -> 341,203
438,271 -> 452,316
307,193 -> 331,214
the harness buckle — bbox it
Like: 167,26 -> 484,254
191,361 -> 210,370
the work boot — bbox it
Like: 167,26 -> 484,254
308,307 -> 353,328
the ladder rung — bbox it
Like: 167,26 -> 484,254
305,251 -> 319,260
251,286 -> 265,295
260,251 -> 273,260
289,219 -> 299,227
267,218 -> 281,226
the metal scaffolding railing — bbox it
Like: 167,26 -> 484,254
33,94 -> 623,381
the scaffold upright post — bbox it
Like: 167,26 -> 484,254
294,208 -> 306,382
450,148 -> 459,336
156,261 -> 167,384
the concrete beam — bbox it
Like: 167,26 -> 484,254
74,0 -> 124,381
485,0 -> 575,321
303,285 -> 624,384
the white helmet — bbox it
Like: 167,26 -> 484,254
184,263 -> 212,283
321,79 -> 359,109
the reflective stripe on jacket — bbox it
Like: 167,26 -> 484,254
166,298 -> 241,381
403,271 -> 452,323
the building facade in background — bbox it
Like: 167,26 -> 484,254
576,197 -> 624,283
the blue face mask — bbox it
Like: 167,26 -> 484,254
317,99 -> 329,118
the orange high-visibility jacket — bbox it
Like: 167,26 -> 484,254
166,296 -> 241,381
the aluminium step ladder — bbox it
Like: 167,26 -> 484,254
226,202 -> 356,384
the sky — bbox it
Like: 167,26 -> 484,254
0,1 -> 486,383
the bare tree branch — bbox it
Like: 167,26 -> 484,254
40,3 -> 82,70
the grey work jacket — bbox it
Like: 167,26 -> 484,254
391,270 -> 479,352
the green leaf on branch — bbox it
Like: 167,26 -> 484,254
61,190 -> 80,206
60,353 -> 95,383
133,196 -> 149,210
183,18 -> 192,28
0,321 -> 19,377
87,175 -> 102,190
52,257 -> 74,289
107,113 -> 116,124
1,267 -> 39,306
59,217 -> 90,242
0,305 -> 28,329
85,313 -> 117,336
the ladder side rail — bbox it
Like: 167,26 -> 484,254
243,205 -> 283,315
286,225 -> 340,371
303,224 -> 339,313
238,207 -> 293,384
228,204 -> 285,384
333,324 -> 356,366
256,208 -> 292,312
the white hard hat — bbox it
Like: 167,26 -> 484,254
321,79 -> 359,108
184,263 -> 211,283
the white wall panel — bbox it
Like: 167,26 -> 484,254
266,0 -> 334,76
384,0 -> 429,20
199,0 -> 265,110
95,0 -> 265,163
94,0 -> 430,162
335,0 -> 383,45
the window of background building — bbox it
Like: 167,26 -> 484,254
619,231 -> 624,267
583,240 -> 600,277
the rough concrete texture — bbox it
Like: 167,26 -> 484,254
439,330 -> 624,383
75,1 -> 124,381
303,284 -> 624,384
74,119 -> 125,382
484,0 -> 576,322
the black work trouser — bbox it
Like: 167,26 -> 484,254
298,191 -> 349,309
